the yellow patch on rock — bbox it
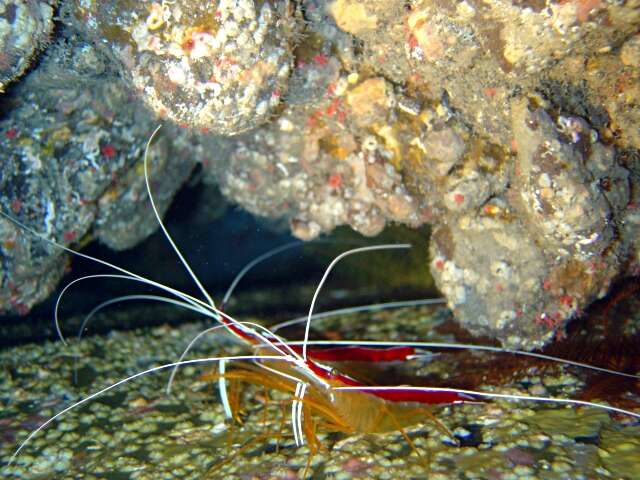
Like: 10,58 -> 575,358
328,0 -> 377,35
346,78 -> 391,127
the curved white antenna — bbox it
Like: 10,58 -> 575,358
8,353 -> 299,467
54,273 -> 210,345
292,382 -> 307,447
218,359 -> 232,419
166,318 -> 310,395
77,293 -> 213,340
271,298 -> 446,332
302,244 -> 412,360
142,126 -> 216,309
0,208 -> 269,353
222,240 -> 303,305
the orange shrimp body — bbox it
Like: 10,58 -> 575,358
204,359 -> 444,437
204,325 -> 469,443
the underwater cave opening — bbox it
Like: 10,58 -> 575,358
0,181 -> 439,346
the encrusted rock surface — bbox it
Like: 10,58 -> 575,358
1,0 -> 640,350
0,34 -> 200,314
0,0 -> 56,92
68,0 -> 300,135
430,96 -> 634,349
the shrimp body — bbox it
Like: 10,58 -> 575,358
211,314 -> 475,443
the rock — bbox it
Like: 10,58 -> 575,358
328,0 -> 377,35
1,0 -> 639,355
0,35 -> 199,314
0,0 -> 56,92
620,33 -> 640,67
66,0 -> 300,135
430,213 -> 552,350
510,98 -> 625,258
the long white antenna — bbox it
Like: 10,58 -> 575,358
142,126 -> 216,309
8,354 -> 299,467
302,244 -> 411,360
271,298 -> 446,332
222,240 -> 303,305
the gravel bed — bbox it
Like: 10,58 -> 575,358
1,304 -> 638,479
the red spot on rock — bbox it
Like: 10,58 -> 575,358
182,38 -> 195,51
483,87 -> 497,98
313,54 -> 329,66
542,278 -> 551,290
407,34 -> 418,51
574,0 -> 601,23
328,174 -> 342,189
15,303 -> 29,316
435,259 -> 445,270
559,295 -> 573,307
100,144 -> 117,158
306,112 -> 321,128
453,193 -> 465,205
63,230 -> 77,242
5,128 -> 18,140
10,199 -> 21,213
326,98 -> 341,117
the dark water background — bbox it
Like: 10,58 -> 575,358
0,182 -> 437,346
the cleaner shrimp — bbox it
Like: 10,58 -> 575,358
2,127 -> 640,479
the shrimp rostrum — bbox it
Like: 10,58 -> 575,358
4,127 -> 640,478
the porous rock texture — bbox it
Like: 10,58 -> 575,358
1,0 -> 639,350
0,0 -> 56,92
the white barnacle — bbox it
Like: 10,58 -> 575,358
166,62 -> 186,85
43,201 -> 56,236
190,31 -> 217,59
276,163 -> 289,177
256,100 -> 269,117
237,31 -> 252,49
225,20 -> 240,38
23,145 -> 43,172
333,77 -> 349,96
491,260 -> 512,280
362,135 -> 378,152
277,62 -> 290,79
241,0 -> 256,20
259,2 -> 274,24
